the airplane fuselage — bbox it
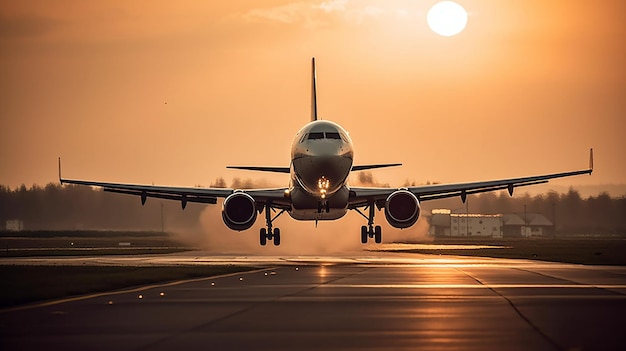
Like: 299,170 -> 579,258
289,120 -> 353,220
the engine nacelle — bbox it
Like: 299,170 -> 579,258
384,190 -> 420,229
221,192 -> 258,231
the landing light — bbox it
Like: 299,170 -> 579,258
318,176 -> 330,199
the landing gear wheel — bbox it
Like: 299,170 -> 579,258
374,225 -> 382,244
260,228 -> 267,246
361,226 -> 368,244
273,228 -> 281,246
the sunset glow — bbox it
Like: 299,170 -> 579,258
0,1 -> 624,195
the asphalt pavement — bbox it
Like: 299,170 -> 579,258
1,253 -> 625,351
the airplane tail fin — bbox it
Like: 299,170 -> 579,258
311,57 -> 318,121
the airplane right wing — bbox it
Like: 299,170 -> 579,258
59,159 -> 290,209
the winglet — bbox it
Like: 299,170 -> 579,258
58,157 -> 63,184
589,148 -> 594,173
311,57 -> 318,121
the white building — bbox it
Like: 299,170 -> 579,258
429,210 -> 502,238
429,210 -> 552,238
5,219 -> 24,232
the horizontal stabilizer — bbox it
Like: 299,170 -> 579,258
352,163 -> 402,171
227,166 -> 290,173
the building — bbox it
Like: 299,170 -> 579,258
5,219 -> 24,232
502,213 -> 553,237
429,209 -> 503,238
428,210 -> 552,238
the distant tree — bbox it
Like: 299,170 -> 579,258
0,183 -> 624,235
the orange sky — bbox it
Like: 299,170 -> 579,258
1,1 -> 625,193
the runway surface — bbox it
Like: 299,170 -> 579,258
2,253 -> 626,351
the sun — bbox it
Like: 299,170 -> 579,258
427,1 -> 468,37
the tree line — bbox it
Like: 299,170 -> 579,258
0,183 -> 624,235
0,183 -> 203,231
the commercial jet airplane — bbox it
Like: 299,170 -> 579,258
60,58 -> 593,246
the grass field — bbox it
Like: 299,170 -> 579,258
388,237 -> 626,265
0,265 -> 257,309
0,230 -> 193,257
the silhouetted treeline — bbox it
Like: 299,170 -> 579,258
0,184 -> 624,235
0,183 -> 204,231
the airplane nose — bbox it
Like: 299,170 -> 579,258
305,142 -> 346,157
293,155 -> 352,195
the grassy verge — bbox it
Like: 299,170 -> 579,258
0,230 -> 194,257
0,248 -> 192,257
388,238 -> 626,265
0,265 -> 257,309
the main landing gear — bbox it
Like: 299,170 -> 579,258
356,201 -> 382,244
260,202 -> 285,246
361,225 -> 382,244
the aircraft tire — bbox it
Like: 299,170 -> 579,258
361,226 -> 368,244
260,228 -> 267,246
374,225 -> 382,244
273,228 -> 281,246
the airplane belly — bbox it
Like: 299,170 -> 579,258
290,208 -> 346,221
289,186 -> 348,221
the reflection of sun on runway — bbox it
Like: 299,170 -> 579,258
1,254 -> 625,351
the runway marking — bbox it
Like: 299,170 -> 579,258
511,267 -> 626,296
314,284 -> 626,289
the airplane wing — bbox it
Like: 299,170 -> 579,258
59,159 -> 289,209
349,149 -> 593,208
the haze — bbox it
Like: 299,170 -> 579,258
1,1 -> 624,192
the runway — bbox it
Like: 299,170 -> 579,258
2,253 -> 626,351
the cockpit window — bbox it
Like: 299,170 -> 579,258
307,132 -> 325,140
301,131 -> 345,142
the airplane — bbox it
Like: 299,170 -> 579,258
59,58 -> 594,246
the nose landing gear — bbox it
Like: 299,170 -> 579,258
317,201 -> 330,213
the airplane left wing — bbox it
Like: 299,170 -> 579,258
349,148 -> 593,208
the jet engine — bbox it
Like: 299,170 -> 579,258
384,190 -> 420,229
222,192 -> 258,231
